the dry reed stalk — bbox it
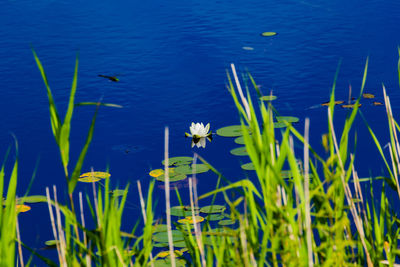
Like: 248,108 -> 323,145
350,154 -> 366,222
189,155 -> 206,266
53,186 -> 67,267
230,63 -> 251,120
303,118 -> 313,267
164,127 -> 176,267
46,187 -> 62,265
383,85 -> 400,199
189,177 -> 206,266
239,217 -> 250,267
79,192 -> 91,266
137,180 -> 154,267
327,109 -> 373,267
15,213 -> 24,267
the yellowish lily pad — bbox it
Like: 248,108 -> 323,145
149,169 -> 164,177
177,216 -> 204,224
363,93 -> 375,99
16,204 -> 31,213
78,176 -> 101,183
321,100 -> 344,106
80,171 -> 110,179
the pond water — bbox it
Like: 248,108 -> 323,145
1,0 -> 400,262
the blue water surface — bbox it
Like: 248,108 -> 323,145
1,0 -> 400,262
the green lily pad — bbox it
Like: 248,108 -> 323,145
200,205 -> 226,213
162,157 -> 193,166
80,171 -> 110,179
216,125 -> 247,137
17,195 -> 47,204
261,32 -> 277,37
154,258 -> 186,267
241,162 -> 255,170
276,116 -> 299,123
234,136 -> 245,145
169,206 -> 199,217
273,122 -> 287,128
175,164 -> 209,175
45,240 -> 59,246
153,224 -> 169,233
260,95 -> 277,101
152,230 -> 185,243
230,147 -> 249,156
205,214 -> 225,221
156,173 -> 187,182
218,219 -> 236,226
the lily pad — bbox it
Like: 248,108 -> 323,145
80,171 -> 110,179
78,176 -> 101,183
373,101 -> 383,106
16,204 -> 31,213
162,157 -> 193,166
260,95 -> 277,101
154,258 -> 186,267
149,169 -> 164,177
363,93 -> 375,99
200,205 -> 226,213
230,147 -> 249,156
276,116 -> 299,123
261,32 -> 277,37
205,214 -> 225,221
178,216 -> 204,224
156,173 -> 187,182
169,206 -> 199,217
321,100 -> 344,106
241,162 -> 255,170
342,103 -> 362,109
17,195 -> 47,204
45,240 -> 59,246
153,224 -> 169,233
234,136 -> 245,145
273,122 -> 287,128
175,164 -> 209,175
218,219 -> 236,226
152,230 -> 185,243
216,125 -> 247,137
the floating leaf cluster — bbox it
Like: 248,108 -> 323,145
149,156 -> 210,182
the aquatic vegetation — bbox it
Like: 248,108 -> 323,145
16,204 -> 31,213
7,50 -> 400,266
216,125 -> 247,137
259,95 -> 277,101
342,103 -> 362,108
260,31 -> 277,36
321,100 -> 344,106
363,93 -> 375,98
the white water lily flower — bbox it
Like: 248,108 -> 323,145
186,122 -> 211,139
192,137 -> 206,148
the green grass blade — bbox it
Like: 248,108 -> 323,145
69,105 -> 100,194
58,55 -> 79,170
31,49 -> 61,141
